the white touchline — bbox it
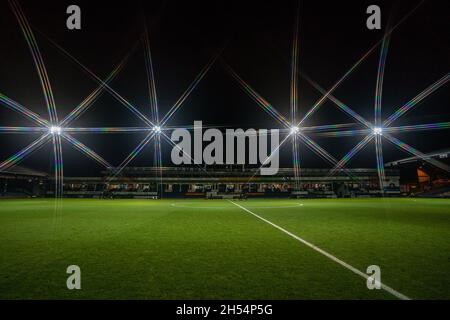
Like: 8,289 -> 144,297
228,200 -> 411,300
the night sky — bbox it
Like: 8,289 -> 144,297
0,0 -> 449,176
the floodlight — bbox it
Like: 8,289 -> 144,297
153,126 -> 162,134
373,127 -> 383,135
290,126 -> 300,135
49,126 -> 62,135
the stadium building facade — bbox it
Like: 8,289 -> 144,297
52,166 -> 401,199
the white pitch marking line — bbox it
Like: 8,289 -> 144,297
228,200 -> 411,300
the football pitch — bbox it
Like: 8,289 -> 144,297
0,198 -> 449,300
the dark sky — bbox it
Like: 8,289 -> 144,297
0,0 -> 449,176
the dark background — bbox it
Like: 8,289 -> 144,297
0,0 -> 448,176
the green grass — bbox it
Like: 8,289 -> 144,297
0,198 -> 449,299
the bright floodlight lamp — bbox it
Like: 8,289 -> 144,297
153,126 -> 162,134
49,126 -> 62,135
290,126 -> 300,135
373,127 -> 383,135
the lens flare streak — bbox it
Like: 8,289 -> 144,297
374,134 -> 386,193
299,1 -> 425,126
40,32 -> 154,127
329,134 -> 374,175
161,53 -> 221,126
246,133 -> 291,183
143,23 -> 159,124
374,33 -> 390,127
385,122 -> 450,134
108,132 -> 156,181
154,134 -> 163,197
61,45 -> 138,126
314,129 -> 371,138
298,134 -> 339,167
301,74 -> 372,128
222,62 -> 291,128
52,134 -> 64,198
0,126 -> 47,133
384,133 -> 450,173
63,127 -> 153,134
9,0 -> 58,124
0,93 -> 49,126
383,73 -> 450,127
291,134 -> 301,190
290,1 -> 301,125
61,134 -> 112,168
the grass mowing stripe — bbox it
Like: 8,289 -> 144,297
228,200 -> 411,300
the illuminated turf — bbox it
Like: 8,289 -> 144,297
0,198 -> 449,299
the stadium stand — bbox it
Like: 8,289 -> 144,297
386,149 -> 450,198
15,157 -> 450,198
47,165 -> 400,199
0,166 -> 48,198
